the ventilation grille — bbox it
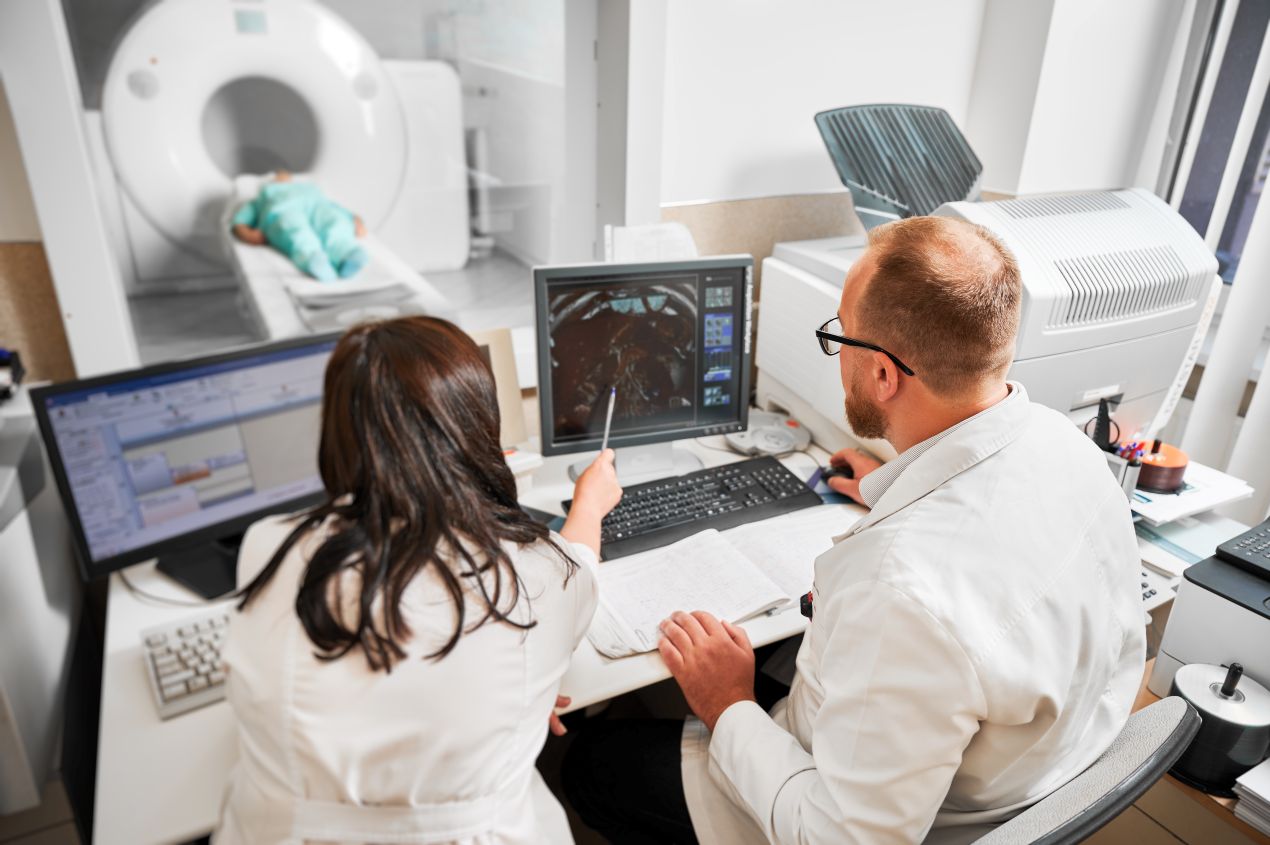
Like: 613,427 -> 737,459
1051,245 -> 1197,328
814,105 -> 981,218
999,192 -> 1130,219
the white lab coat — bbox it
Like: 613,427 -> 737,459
213,514 -> 598,845
682,385 -> 1146,844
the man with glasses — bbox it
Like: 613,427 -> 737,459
564,216 -> 1145,844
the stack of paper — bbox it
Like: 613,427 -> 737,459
589,530 -> 788,658
1235,758 -> 1270,835
1131,460 -> 1254,526
1136,511 -> 1251,578
587,504 -> 862,659
723,503 -> 860,599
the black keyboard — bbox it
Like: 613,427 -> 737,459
564,456 -> 823,560
1215,517 -> 1270,579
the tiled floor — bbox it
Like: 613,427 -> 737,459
0,781 -> 79,845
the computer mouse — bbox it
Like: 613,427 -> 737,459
821,463 -> 854,480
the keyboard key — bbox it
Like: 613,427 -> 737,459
162,681 -> 189,700
164,669 -> 196,685
157,661 -> 183,678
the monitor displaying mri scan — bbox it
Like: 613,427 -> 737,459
534,257 -> 753,456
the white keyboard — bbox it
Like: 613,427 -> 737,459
141,608 -> 230,720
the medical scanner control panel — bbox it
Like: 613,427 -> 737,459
34,339 -> 335,576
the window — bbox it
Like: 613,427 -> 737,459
1171,0 -> 1270,283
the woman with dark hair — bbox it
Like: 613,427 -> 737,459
213,317 -> 621,844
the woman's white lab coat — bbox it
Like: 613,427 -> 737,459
681,385 -> 1147,844
212,514 -> 597,845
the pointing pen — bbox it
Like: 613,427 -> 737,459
600,386 -> 616,452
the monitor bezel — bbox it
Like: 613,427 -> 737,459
534,255 -> 754,457
30,332 -> 342,584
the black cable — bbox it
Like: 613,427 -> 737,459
118,569 -> 219,608
1082,414 -> 1120,448
693,435 -> 739,454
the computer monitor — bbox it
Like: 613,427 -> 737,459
534,256 -> 753,481
31,333 -> 339,598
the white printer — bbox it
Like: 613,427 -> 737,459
756,188 -> 1219,455
1148,557 -> 1270,696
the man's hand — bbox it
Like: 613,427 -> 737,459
658,610 -> 756,732
549,694 -> 571,736
827,447 -> 883,503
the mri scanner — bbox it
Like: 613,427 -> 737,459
89,0 -> 469,338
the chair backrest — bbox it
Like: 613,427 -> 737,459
813,104 -> 982,229
974,697 -> 1200,845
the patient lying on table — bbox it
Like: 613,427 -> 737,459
230,171 -> 369,282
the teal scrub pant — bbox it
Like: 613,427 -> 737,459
262,204 -> 367,282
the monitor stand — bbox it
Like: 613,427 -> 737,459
568,442 -> 704,486
155,536 -> 242,600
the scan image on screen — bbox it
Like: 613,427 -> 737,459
548,279 -> 698,440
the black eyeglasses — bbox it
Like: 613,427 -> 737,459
816,317 -> 916,377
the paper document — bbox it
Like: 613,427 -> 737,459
1130,460 -> 1253,526
1235,757 -> 1270,834
588,530 -> 788,658
1136,510 -> 1250,577
723,504 -> 862,599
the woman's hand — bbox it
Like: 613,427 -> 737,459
549,694 -> 571,736
560,449 -> 622,555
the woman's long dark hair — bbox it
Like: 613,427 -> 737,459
237,317 -> 573,671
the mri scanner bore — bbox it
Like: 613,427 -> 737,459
230,171 -> 370,282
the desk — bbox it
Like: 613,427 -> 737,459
1129,659 -> 1270,845
93,437 -> 842,844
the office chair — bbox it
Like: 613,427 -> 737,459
813,104 -> 982,230
974,696 -> 1201,844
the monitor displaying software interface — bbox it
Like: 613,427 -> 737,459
536,257 -> 752,454
36,339 -> 335,571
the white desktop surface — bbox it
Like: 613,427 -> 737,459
95,572 -> 236,844
93,433 -> 842,845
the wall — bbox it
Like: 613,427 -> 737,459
966,0 -> 1189,196
964,0 -> 1055,194
0,79 -> 74,383
3,0 -> 138,378
658,0 -> 988,205
654,0 -> 1193,288
0,84 -> 41,242
1017,0 -> 1187,194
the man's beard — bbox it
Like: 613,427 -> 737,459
845,368 -> 888,440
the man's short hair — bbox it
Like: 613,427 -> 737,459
859,216 -> 1022,398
